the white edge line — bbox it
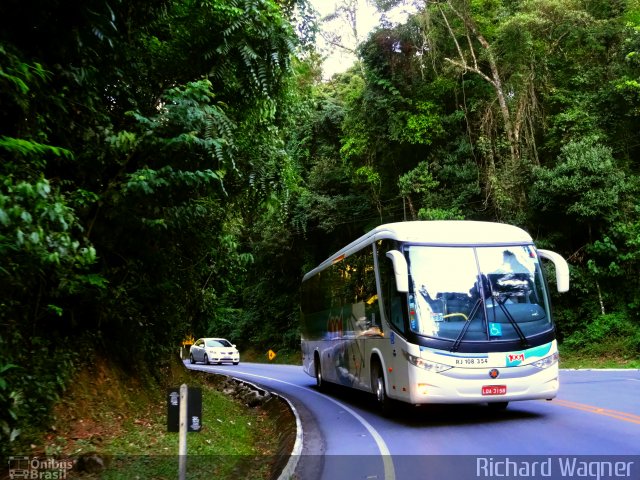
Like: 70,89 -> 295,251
560,369 -> 640,372
314,391 -> 395,480
188,364 -> 395,480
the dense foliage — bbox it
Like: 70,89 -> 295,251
1,0 -> 639,455
0,0 -> 310,453
298,0 -> 640,357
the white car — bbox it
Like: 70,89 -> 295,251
189,338 -> 240,365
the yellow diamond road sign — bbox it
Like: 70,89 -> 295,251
267,349 -> 277,361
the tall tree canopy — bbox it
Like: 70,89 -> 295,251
293,0 -> 640,353
0,0 -> 310,452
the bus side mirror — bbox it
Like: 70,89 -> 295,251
386,250 -> 409,293
538,249 -> 570,293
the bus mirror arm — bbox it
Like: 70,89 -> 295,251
538,249 -> 570,293
386,250 -> 409,293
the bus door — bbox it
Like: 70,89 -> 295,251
377,242 -> 410,398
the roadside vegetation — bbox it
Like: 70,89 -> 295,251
559,352 -> 640,370
1,0 -> 639,461
242,349 -> 303,366
34,356 -> 281,479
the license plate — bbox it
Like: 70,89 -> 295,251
482,385 -> 507,396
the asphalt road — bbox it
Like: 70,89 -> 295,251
185,361 -> 640,480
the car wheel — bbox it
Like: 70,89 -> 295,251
204,354 -> 210,365
189,354 -> 195,365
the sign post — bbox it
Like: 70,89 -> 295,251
178,384 -> 187,480
167,385 -> 202,480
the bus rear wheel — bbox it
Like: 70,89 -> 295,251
315,354 -> 324,391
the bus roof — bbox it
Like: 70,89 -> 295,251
303,220 -> 534,281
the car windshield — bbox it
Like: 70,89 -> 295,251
407,245 -> 552,345
206,340 -> 229,348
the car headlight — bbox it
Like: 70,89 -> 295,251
407,353 -> 452,373
532,352 -> 559,370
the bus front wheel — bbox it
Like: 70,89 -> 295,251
372,361 -> 392,416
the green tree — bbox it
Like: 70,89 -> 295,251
0,46 -> 104,452
309,0 -> 639,353
531,138 -> 638,338
0,0 -> 308,454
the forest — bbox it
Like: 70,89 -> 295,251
1,0 -> 639,455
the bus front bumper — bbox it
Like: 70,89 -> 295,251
405,362 -> 559,405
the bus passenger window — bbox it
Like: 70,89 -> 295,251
338,247 -> 383,337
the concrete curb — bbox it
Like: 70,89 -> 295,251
274,394 -> 303,480
186,366 -> 303,480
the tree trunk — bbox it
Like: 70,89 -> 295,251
595,279 -> 606,316
438,0 -> 519,167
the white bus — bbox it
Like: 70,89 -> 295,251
300,221 -> 569,412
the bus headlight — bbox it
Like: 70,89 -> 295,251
532,352 -> 559,370
408,354 -> 452,373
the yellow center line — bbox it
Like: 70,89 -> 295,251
552,398 -> 640,425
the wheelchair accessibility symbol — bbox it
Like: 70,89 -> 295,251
489,322 -> 503,337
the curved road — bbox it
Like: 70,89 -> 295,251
185,361 -> 640,480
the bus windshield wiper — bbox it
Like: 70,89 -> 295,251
491,293 -> 530,348
450,298 -> 483,352
452,278 -> 531,351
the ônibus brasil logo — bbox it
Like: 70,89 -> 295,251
8,456 -> 74,479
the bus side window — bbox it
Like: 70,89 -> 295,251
378,242 -> 406,334
362,247 -> 382,332
339,247 -> 383,335
389,296 -> 405,333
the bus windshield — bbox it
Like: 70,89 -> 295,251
407,245 -> 551,345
